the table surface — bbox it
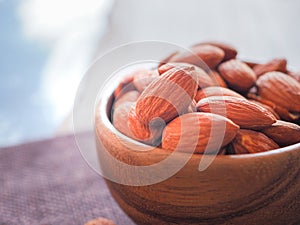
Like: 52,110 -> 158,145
0,132 -> 135,225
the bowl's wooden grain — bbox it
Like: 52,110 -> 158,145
94,74 -> 300,225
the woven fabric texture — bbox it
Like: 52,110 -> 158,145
0,132 -> 135,225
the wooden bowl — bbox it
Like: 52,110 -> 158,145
94,72 -> 300,225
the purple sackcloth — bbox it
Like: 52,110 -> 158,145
0,132 -> 135,225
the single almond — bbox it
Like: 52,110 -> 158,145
158,63 -> 219,89
128,106 -> 164,146
195,86 -> 245,102
135,67 -> 198,124
193,41 -> 237,61
190,44 -> 225,69
166,44 -> 225,69
85,217 -> 116,225
229,129 -> 279,154
162,112 -> 239,154
197,96 -> 276,129
218,59 -> 257,92
262,120 -> 300,147
256,71 -> 300,112
253,58 -> 287,77
113,90 -> 140,109
132,69 -> 159,92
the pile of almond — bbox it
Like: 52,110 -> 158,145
111,41 -> 300,154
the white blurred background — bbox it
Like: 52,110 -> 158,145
1,0 -> 300,147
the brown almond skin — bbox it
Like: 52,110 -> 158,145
249,100 -> 280,120
157,63 -> 177,75
253,58 -> 287,77
247,93 -> 300,122
185,100 -> 198,113
275,105 -> 300,122
197,96 -> 276,129
113,102 -> 134,138
113,90 -> 140,109
243,60 -> 260,69
113,102 -> 163,146
162,112 -> 239,154
193,41 -> 238,61
114,75 -> 136,99
218,59 -> 257,93
158,63 -> 223,89
128,106 -> 163,146
209,70 -> 228,88
195,86 -> 245,102
132,69 -> 158,92
256,71 -> 300,112
85,217 -> 116,225
167,44 -> 225,69
287,70 -> 300,82
229,129 -> 279,154
262,120 -> 300,147
135,67 -> 198,124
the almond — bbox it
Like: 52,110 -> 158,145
135,67 -> 198,124
85,217 -> 116,225
158,51 -> 179,68
275,106 -> 300,122
193,41 -> 237,61
253,58 -> 287,77
218,59 -> 257,92
287,70 -> 300,83
209,70 -> 228,88
247,92 -> 300,122
262,120 -> 300,147
162,112 -> 239,153
132,69 -> 159,92
167,44 -> 225,69
256,72 -> 300,112
128,106 -> 164,146
195,86 -> 245,102
113,102 -> 134,138
190,44 -> 225,69
243,60 -> 260,69
197,96 -> 276,129
157,63 -> 177,75
186,100 -> 198,113
113,102 -> 163,146
248,100 -> 280,120
114,75 -> 135,99
113,90 -> 140,109
158,63 -> 219,89
229,129 -> 279,154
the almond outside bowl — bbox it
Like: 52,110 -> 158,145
94,71 -> 300,225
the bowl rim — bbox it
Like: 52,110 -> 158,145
95,63 -> 300,159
